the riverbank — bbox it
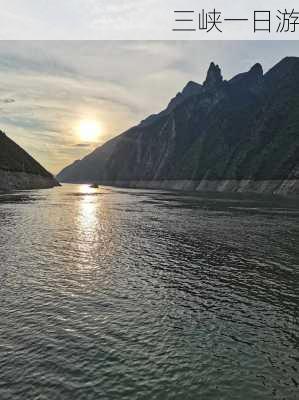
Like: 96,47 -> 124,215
68,178 -> 298,196
0,169 -> 59,191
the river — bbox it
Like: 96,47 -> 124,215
0,184 -> 298,399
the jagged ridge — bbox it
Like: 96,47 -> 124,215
57,57 -> 299,195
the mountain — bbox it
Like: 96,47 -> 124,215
0,130 -> 59,191
57,57 -> 299,195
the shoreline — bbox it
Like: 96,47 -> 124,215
59,179 -> 299,197
0,169 -> 59,191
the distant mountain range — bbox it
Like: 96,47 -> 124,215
0,131 -> 58,191
57,57 -> 299,195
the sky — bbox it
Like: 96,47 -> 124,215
0,40 -> 299,174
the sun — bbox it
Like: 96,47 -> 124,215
79,120 -> 101,142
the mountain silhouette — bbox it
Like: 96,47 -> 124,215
0,131 -> 59,191
57,57 -> 299,195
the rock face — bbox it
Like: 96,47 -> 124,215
203,62 -> 223,88
57,57 -> 299,195
0,131 -> 59,191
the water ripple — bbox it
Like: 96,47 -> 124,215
0,185 -> 298,399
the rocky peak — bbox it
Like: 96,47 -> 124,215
229,63 -> 264,89
264,56 -> 299,85
250,63 -> 263,77
140,80 -> 201,127
203,62 -> 223,88
165,81 -> 202,111
182,81 -> 202,96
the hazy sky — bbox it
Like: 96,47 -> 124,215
0,40 -> 299,174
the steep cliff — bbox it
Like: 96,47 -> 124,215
57,57 -> 299,195
0,131 -> 59,191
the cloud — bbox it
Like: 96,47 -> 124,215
0,40 -> 299,174
2,98 -> 15,104
74,143 -> 91,148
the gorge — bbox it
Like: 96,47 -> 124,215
58,57 -> 298,196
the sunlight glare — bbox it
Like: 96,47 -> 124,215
79,120 -> 101,142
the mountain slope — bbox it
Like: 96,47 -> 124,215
0,131 -> 59,191
57,58 -> 299,195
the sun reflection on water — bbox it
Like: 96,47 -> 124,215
73,185 -> 116,271
75,185 -> 100,259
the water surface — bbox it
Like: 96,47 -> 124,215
0,184 -> 298,399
